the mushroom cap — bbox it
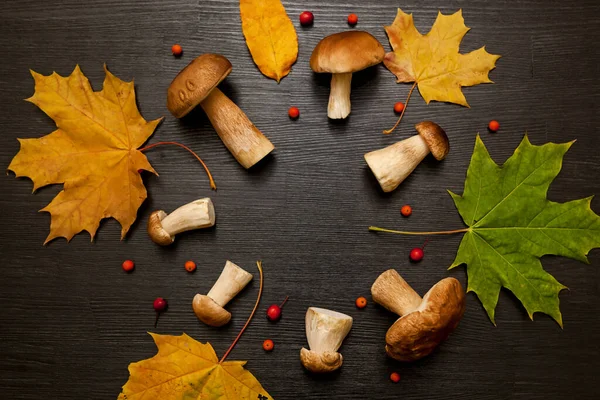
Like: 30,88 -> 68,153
147,210 -> 174,246
385,277 -> 466,362
192,294 -> 231,327
415,121 -> 449,161
310,31 -> 384,74
300,348 -> 344,373
167,54 -> 232,118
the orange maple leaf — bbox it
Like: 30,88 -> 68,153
8,65 -> 162,244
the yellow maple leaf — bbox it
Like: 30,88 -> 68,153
118,333 -> 272,400
8,65 -> 161,244
384,9 -> 500,107
240,0 -> 298,82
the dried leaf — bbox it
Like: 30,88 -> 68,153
8,66 -> 161,244
240,0 -> 298,82
384,9 -> 500,106
117,333 -> 272,400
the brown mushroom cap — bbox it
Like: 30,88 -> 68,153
385,277 -> 466,362
300,348 -> 344,373
147,210 -> 174,246
310,31 -> 385,74
415,121 -> 450,161
167,54 -> 232,118
192,294 -> 231,327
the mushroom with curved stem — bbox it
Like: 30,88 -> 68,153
310,31 -> 384,119
371,269 -> 466,362
300,307 -> 353,373
167,54 -> 274,169
364,121 -> 449,193
147,198 -> 215,246
192,260 -> 253,327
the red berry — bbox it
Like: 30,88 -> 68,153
267,304 -> 282,322
263,339 -> 274,351
153,297 -> 167,312
266,296 -> 289,322
184,260 -> 196,272
390,372 -> 401,383
299,11 -> 314,26
355,296 -> 367,309
394,102 -> 405,113
347,13 -> 358,26
400,205 -> 412,217
171,44 -> 183,57
122,260 -> 135,272
488,120 -> 500,132
288,106 -> 300,119
410,247 -> 424,262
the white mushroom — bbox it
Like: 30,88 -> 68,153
365,121 -> 449,192
300,307 -> 353,373
192,260 -> 253,327
147,198 -> 215,246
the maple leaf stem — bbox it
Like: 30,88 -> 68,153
383,82 -> 417,135
139,141 -> 217,190
369,226 -> 469,235
219,260 -> 264,364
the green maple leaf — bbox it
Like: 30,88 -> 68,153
371,135 -> 600,326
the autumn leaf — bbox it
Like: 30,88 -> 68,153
8,65 -> 161,244
382,9 -> 500,133
370,136 -> 600,326
240,0 -> 298,82
118,333 -> 272,400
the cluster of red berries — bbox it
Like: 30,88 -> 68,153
299,11 -> 359,27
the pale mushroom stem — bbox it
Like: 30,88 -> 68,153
328,72 -> 352,119
160,198 -> 215,236
305,307 -> 353,353
200,88 -> 274,169
207,260 -> 253,307
364,134 -> 431,193
371,270 -> 423,316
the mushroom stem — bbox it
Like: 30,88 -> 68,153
200,88 -> 274,169
207,260 -> 254,307
305,307 -> 353,353
160,198 -> 215,236
371,269 -> 422,316
328,72 -> 352,119
364,134 -> 430,193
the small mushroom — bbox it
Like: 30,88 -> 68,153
192,260 -> 253,327
300,307 -> 353,373
147,198 -> 215,246
371,269 -> 466,362
364,121 -> 449,192
167,54 -> 275,169
310,31 -> 384,119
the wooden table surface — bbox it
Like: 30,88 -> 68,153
1,0 -> 599,399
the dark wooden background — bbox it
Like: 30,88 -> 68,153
1,0 -> 599,398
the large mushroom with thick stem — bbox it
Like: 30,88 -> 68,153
364,121 -> 449,192
371,269 -> 466,362
167,54 -> 274,169
310,31 -> 384,119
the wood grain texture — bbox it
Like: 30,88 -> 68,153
1,0 -> 599,399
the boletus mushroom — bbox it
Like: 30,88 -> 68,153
167,54 -> 275,169
147,198 -> 215,246
310,31 -> 384,119
192,260 -> 253,327
300,307 -> 353,373
371,269 -> 466,362
364,121 -> 449,192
